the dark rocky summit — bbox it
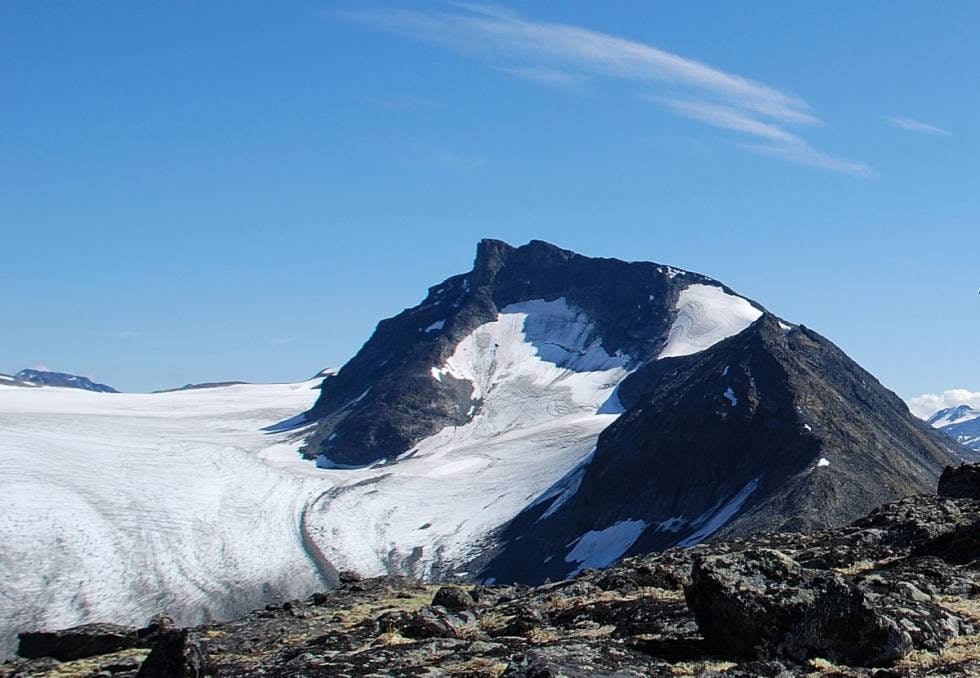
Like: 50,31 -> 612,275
302,239 -> 742,467
7,486 -> 980,677
13,369 -> 118,393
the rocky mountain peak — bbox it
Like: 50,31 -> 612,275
302,239 -> 761,467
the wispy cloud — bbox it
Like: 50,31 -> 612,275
32,362 -> 50,372
907,389 -> 980,420
656,98 -> 799,144
114,330 -> 141,340
886,116 -> 951,137
653,98 -> 873,176
269,336 -> 298,346
739,140 -> 875,178
337,3 -> 870,175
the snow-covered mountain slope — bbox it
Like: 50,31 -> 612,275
0,381 -> 328,658
303,297 -> 633,576
928,404 -> 980,451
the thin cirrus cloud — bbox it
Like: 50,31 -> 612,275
337,2 -> 872,177
886,116 -> 951,137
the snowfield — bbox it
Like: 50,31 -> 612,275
0,286 -> 765,657
659,284 -> 762,359
0,381 -> 328,658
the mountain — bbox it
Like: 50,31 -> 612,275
929,404 -> 980,451
152,381 -> 249,393
301,239 -> 967,584
302,239 -> 763,467
14,369 -> 118,393
1,239 -> 969,658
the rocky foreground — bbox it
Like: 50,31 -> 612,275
7,468 -> 980,677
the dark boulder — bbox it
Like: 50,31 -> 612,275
17,623 -> 138,661
914,520 -> 980,565
686,548 -> 971,666
783,579 -> 913,665
136,629 -> 211,678
431,585 -> 476,611
685,549 -> 839,657
939,464 -> 980,499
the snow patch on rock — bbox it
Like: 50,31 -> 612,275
565,520 -> 648,577
659,285 -> 762,359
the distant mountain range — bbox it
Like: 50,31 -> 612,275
928,404 -> 980,451
3,370 -> 118,393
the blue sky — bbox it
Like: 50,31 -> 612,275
1,1 -> 977,402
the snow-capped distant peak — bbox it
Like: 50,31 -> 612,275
928,404 -> 980,429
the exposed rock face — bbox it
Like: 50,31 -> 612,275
940,463 -> 980,498
8,494 -> 980,677
16,623 -> 138,661
484,315 -> 965,584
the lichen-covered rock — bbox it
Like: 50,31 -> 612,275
684,549 -> 841,657
783,580 -> 913,665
